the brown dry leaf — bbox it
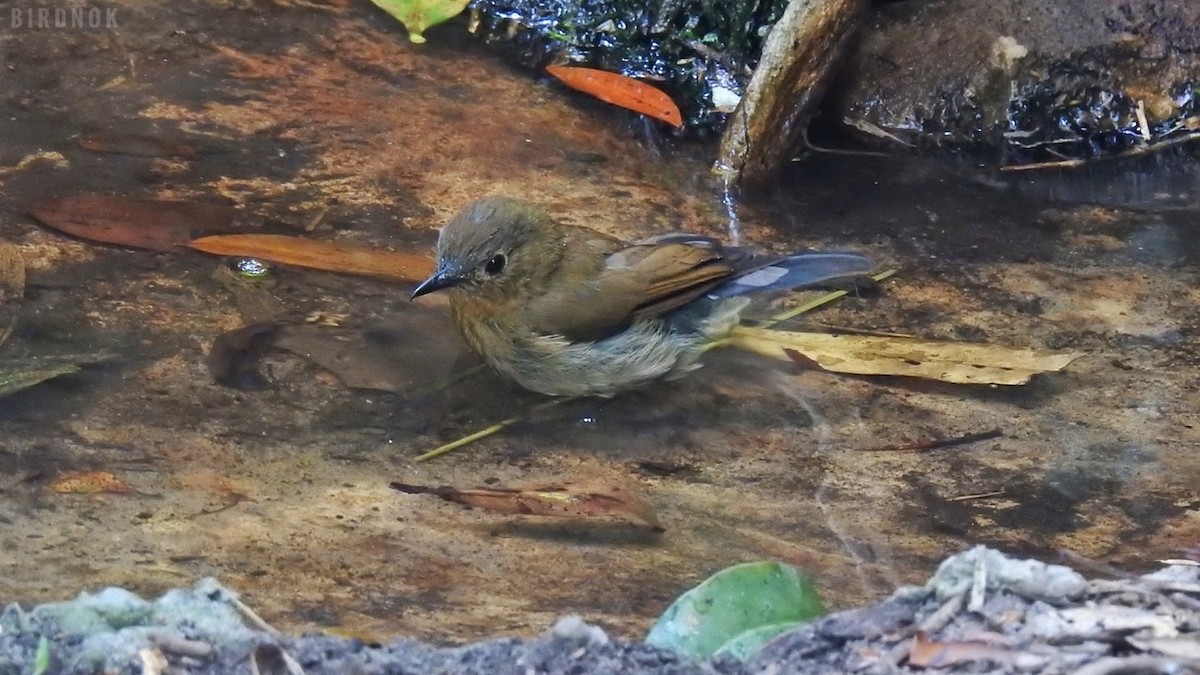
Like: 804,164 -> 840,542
188,234 -> 434,283
391,478 -> 663,530
28,194 -> 238,252
78,132 -> 204,157
907,631 -> 1018,669
50,470 -> 133,494
729,326 -> 1081,385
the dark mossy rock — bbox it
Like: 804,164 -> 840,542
832,0 -> 1200,166
466,0 -> 790,134
467,0 -> 1200,171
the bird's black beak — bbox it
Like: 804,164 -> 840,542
411,266 -> 462,300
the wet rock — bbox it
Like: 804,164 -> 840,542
928,545 -> 1089,605
716,0 -> 866,184
833,0 -> 1200,166
468,0 -> 790,133
2,550 -> 1198,673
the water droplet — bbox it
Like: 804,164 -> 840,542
233,258 -> 271,278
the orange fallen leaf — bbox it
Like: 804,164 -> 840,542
50,470 -> 133,494
28,194 -> 238,252
907,631 -> 1018,669
546,65 -> 684,128
391,478 -> 663,530
188,234 -> 434,283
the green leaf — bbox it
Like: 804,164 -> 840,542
367,0 -> 469,44
645,561 -> 825,661
713,620 -> 805,661
33,635 -> 51,675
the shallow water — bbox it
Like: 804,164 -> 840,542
0,1 -> 1197,642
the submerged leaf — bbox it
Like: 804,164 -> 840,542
78,132 -> 204,157
367,0 -> 469,43
0,244 -> 26,347
547,66 -> 684,128
730,326 -> 1081,385
50,470 -> 132,494
28,194 -> 237,252
188,234 -> 434,283
391,478 -> 663,530
646,561 -> 825,660
0,353 -> 111,398
0,363 -> 80,397
207,323 -> 282,390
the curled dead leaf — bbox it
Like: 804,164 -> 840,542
907,631 -> 1019,669
391,478 -> 663,531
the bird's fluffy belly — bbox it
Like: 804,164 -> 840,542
503,322 -> 703,397
469,297 -> 750,397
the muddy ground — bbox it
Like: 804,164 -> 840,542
0,0 -> 1198,650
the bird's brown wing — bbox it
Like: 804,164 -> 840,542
525,238 -> 742,342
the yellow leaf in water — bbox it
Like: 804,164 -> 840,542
729,326 -> 1081,386
367,0 -> 469,43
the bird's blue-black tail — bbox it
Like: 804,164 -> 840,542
706,252 -> 874,299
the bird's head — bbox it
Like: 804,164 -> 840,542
411,196 -> 554,303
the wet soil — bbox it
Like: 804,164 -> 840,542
1,0 -> 1198,646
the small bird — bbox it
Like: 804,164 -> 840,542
411,196 -> 872,397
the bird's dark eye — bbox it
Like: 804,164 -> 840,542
484,254 -> 506,275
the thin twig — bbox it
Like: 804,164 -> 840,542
806,323 -> 915,338
757,268 -> 898,329
229,593 -> 280,636
1058,549 -> 1134,580
947,490 -> 1005,502
413,397 -> 573,462
969,550 -> 988,612
801,127 -> 894,158
858,428 -> 1003,453
1001,129 -> 1200,171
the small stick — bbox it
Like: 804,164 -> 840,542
805,323 -> 915,338
757,268 -> 898,329
1057,549 -> 1133,579
947,490 -> 1005,502
1001,130 -> 1200,171
304,206 -> 330,232
150,633 -> 215,659
857,428 -> 1003,453
888,594 -> 965,665
229,593 -> 280,636
414,397 -> 573,462
969,550 -> 988,612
